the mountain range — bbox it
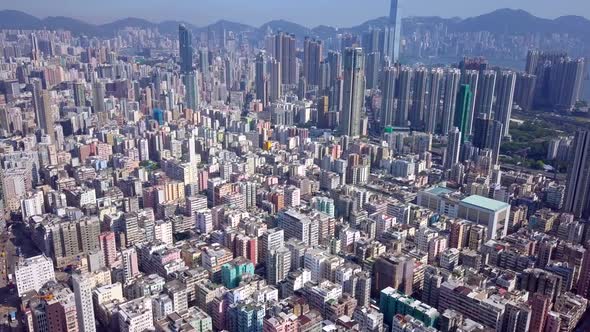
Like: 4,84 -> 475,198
0,8 -> 589,41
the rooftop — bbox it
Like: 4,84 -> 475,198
424,186 -> 454,197
461,195 -> 510,212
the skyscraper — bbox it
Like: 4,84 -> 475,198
475,70 -> 496,117
183,71 -> 200,110
255,51 -> 268,105
440,69 -> 461,135
389,0 -> 402,62
454,84 -> 473,142
268,57 -> 282,102
365,52 -> 380,90
445,127 -> 462,169
73,81 -> 86,107
494,71 -> 516,137
514,73 -> 537,112
179,25 -> 193,73
92,81 -> 105,114
424,68 -> 443,134
396,67 -> 413,127
379,26 -> 395,63
327,51 -> 342,86
411,67 -> 428,129
39,90 -> 55,139
564,130 -> 590,218
274,32 -> 297,85
460,70 -> 479,135
30,78 -> 43,127
199,47 -> 209,76
549,57 -> 585,112
472,114 -> 504,165
339,48 -> 365,137
304,38 -> 323,86
380,66 -> 397,129
525,50 -> 540,75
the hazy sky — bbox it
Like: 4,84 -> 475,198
2,0 -> 589,27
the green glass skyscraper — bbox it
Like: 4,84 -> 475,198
454,84 -> 473,143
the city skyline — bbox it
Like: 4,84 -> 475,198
1,0 -> 590,28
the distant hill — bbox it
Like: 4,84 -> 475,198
0,10 -> 42,30
260,19 -> 311,37
0,8 -> 588,41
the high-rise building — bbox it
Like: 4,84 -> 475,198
179,25 -> 193,73
380,287 -> 439,328
389,0 -> 402,62
396,67 -> 413,127
339,47 -> 365,137
380,66 -> 397,129
268,57 -> 282,102
327,51 -> 342,86
274,32 -> 297,85
99,231 -> 117,268
514,73 -> 537,112
576,237 -> 590,298
564,130 -> 590,218
72,274 -> 96,332
460,70 -> 479,135
92,81 -> 105,115
500,301 -> 531,332
121,247 -> 140,283
304,38 -> 322,86
372,254 -> 414,297
424,68 -> 443,134
411,67 -> 428,129
255,51 -> 268,105
73,81 -> 86,107
445,127 -> 462,169
525,50 -> 541,75
278,209 -> 319,247
43,286 -> 79,332
14,255 -> 56,296
183,71 -> 200,110
30,32 -> 40,60
267,247 -> 291,285
221,257 -> 254,289
1,168 -> 28,212
118,297 -> 154,332
259,228 -> 284,265
365,52 -> 380,90
440,69 -> 462,135
38,90 -> 55,139
550,57 -> 585,112
198,48 -> 209,76
454,84 -> 473,142
494,71 -> 516,136
475,70 -> 496,117
472,114 -> 504,165
529,294 -> 551,332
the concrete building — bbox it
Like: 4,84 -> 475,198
14,255 -> 56,296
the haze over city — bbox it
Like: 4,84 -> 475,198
1,0 -> 590,332
1,0 -> 589,26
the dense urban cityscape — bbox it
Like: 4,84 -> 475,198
0,0 -> 589,331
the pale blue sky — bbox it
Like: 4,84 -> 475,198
1,0 -> 588,27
